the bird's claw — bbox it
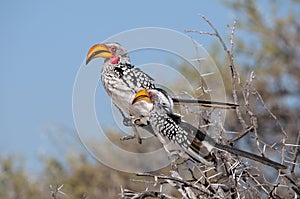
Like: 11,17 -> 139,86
121,117 -> 143,144
120,135 -> 136,141
123,118 -> 133,126
120,134 -> 142,144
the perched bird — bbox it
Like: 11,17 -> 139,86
86,42 -> 238,142
86,43 -> 154,126
132,88 -> 287,170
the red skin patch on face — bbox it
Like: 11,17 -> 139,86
109,56 -> 120,64
149,92 -> 155,100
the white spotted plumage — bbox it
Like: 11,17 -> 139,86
147,89 -> 210,163
99,43 -> 155,123
147,89 -> 287,169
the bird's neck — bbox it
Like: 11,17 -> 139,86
102,57 -> 132,75
120,56 -> 130,64
104,56 -> 131,67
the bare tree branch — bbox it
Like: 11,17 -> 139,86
291,131 -> 300,175
124,14 -> 299,199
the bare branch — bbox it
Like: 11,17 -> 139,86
187,15 -> 248,130
253,88 -> 288,138
123,14 -> 299,199
291,131 -> 300,175
230,20 -> 237,55
184,29 -> 216,36
121,189 -> 177,199
136,173 -> 212,195
228,125 -> 254,144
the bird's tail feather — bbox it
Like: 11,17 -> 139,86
214,143 -> 286,170
178,120 -> 286,170
172,98 -> 238,109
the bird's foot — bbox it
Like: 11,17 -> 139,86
132,125 -> 143,144
120,135 -> 142,144
120,134 -> 136,141
121,119 -> 144,144
134,119 -> 144,126
123,118 -> 133,126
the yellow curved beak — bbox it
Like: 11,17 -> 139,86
132,89 -> 152,104
86,44 -> 114,64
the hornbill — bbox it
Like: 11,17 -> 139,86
132,88 -> 287,170
86,42 -> 238,143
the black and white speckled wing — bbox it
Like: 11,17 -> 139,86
101,62 -> 155,118
149,109 -> 214,164
120,67 -> 155,91
148,90 -> 287,169
113,63 -> 155,91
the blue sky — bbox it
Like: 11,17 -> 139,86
0,0 -> 241,172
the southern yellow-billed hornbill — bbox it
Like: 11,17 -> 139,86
132,88 -> 287,170
86,42 -> 238,143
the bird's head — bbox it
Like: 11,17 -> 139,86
132,88 -> 174,114
86,42 -> 129,65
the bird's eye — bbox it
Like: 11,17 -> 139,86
110,46 -> 117,53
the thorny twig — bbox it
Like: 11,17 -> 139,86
186,15 -> 248,130
291,131 -> 300,176
123,15 -> 299,199
227,126 -> 254,144
189,36 -> 209,95
120,188 -> 177,199
252,88 -> 288,138
136,173 -> 212,196
187,15 -> 289,161
252,87 -> 288,164
50,184 -> 67,199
